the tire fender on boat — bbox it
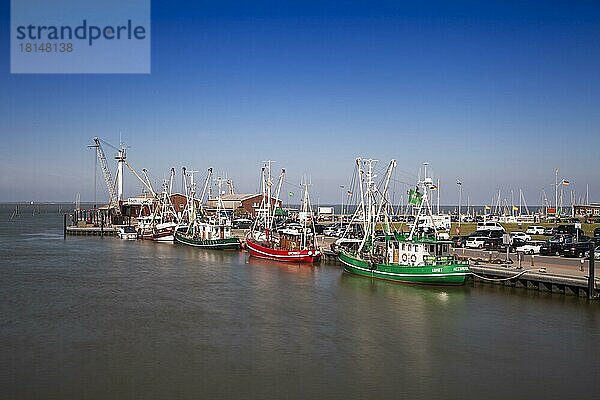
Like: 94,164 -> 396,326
410,254 -> 417,263
401,253 -> 408,263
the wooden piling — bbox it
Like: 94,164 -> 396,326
589,242 -> 596,300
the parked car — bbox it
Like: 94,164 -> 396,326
539,235 -> 572,256
323,224 -> 342,237
561,240 -> 592,258
508,237 -> 528,252
451,235 -> 469,248
483,236 -> 503,250
594,227 -> 600,238
466,237 -> 487,249
313,223 -> 325,235
556,224 -> 584,237
232,218 -> 253,229
543,226 -> 557,236
526,226 -> 545,235
511,232 -> 532,242
476,222 -> 505,232
515,240 -> 545,255
467,229 -> 504,250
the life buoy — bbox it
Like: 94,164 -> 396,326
401,253 -> 408,263
410,254 -> 417,263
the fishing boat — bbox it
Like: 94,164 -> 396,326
337,159 -> 470,285
174,168 -> 241,250
138,168 -> 179,242
245,162 -> 321,263
117,226 -> 138,240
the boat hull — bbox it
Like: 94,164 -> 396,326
338,251 -> 470,285
118,233 -> 138,240
140,225 -> 176,242
246,238 -> 321,263
174,232 -> 241,250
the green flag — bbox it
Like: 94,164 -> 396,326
408,188 -> 422,206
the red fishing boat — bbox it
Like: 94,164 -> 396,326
245,162 -> 321,263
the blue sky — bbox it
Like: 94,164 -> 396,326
1,1 -> 599,205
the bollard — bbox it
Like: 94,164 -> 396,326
531,254 -> 535,267
580,259 -> 584,272
589,242 -> 596,300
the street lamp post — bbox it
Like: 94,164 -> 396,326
457,180 -> 462,233
554,169 -> 570,219
340,185 -> 345,227
555,169 -> 559,216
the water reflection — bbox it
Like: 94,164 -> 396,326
1,212 -> 599,399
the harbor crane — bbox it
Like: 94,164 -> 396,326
89,136 -> 155,213
89,137 -> 126,212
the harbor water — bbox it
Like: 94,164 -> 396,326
1,207 -> 599,399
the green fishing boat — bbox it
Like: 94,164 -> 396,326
174,167 -> 241,251
174,230 -> 241,250
337,158 -> 470,285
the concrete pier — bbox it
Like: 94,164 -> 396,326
468,264 -> 598,299
65,226 -> 118,236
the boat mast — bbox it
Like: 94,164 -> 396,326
375,159 -> 397,236
408,162 -> 438,240
186,168 -> 199,230
215,175 -> 227,226
356,158 -> 367,235
198,168 -> 213,215
301,177 -> 310,249
358,158 -> 378,254
270,168 -> 285,227
264,161 -> 274,230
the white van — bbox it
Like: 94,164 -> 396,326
526,225 -> 545,235
415,214 -> 451,231
476,221 -> 505,232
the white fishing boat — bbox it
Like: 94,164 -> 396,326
138,168 -> 179,242
117,226 -> 138,240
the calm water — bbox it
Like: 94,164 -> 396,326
1,207 -> 599,399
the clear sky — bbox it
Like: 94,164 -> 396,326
1,1 -> 599,205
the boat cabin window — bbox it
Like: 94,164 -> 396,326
402,244 -> 405,251
436,244 -> 449,254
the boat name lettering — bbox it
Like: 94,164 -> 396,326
432,268 -> 443,273
453,267 -> 470,272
